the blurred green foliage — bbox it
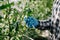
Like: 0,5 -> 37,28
0,0 -> 53,40
0,2 -> 14,10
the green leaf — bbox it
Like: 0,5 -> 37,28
0,16 -> 3,19
0,0 -> 3,1
0,2 -> 14,10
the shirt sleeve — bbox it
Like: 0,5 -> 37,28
36,19 -> 53,30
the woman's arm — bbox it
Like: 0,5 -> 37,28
36,19 -> 53,30
24,16 -> 53,30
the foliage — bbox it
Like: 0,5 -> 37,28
0,0 -> 53,40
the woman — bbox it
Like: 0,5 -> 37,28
24,0 -> 60,40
